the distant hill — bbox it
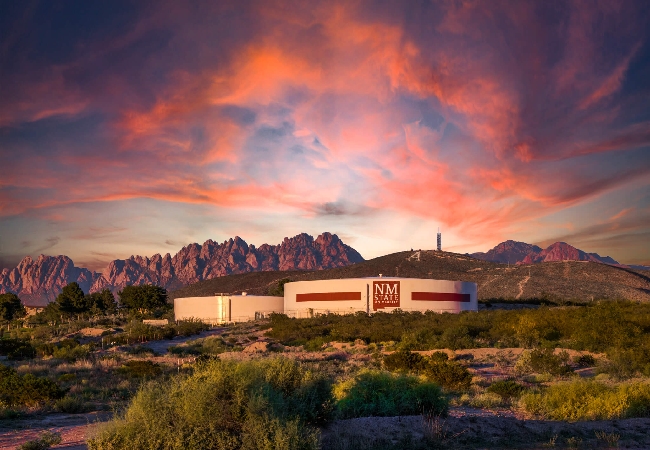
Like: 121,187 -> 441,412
471,240 -> 622,266
0,232 -> 363,306
170,250 -> 650,302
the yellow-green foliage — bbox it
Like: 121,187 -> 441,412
520,379 -> 650,420
333,370 -> 448,419
88,358 -> 330,450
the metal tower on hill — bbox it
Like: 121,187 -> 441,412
437,228 -> 441,251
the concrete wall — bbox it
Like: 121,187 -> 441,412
283,278 -> 477,317
174,295 -> 283,324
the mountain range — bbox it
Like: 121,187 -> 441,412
2,234 -> 647,306
0,232 -> 363,306
470,240 -> 622,266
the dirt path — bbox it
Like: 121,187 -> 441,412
0,412 -> 111,450
516,275 -> 530,299
141,328 -> 225,354
322,409 -> 650,449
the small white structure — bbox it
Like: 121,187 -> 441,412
174,293 -> 284,324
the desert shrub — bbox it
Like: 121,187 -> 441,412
0,338 -> 36,360
173,319 -> 210,337
486,379 -> 526,399
438,326 -> 475,350
515,349 -> 573,376
334,370 -> 447,419
459,391 -> 504,408
58,373 -> 76,382
53,344 -> 91,362
169,337 -> 235,356
424,360 -> 473,391
125,345 -> 155,356
383,350 -> 428,373
18,431 -> 62,450
430,351 -> 449,362
599,346 -> 650,379
88,358 -> 331,450
55,395 -> 87,413
118,360 -> 162,379
573,354 -> 596,367
520,379 -> 650,420
0,365 -> 64,407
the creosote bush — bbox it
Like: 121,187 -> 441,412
383,350 -> 428,373
0,365 -> 64,407
382,350 -> 472,391
521,379 -> 650,420
424,360 -> 473,392
118,360 -> 162,378
334,370 -> 448,419
486,379 -> 526,399
88,358 -> 333,450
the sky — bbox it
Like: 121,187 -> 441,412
1,0 -> 649,271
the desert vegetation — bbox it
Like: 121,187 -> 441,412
3,290 -> 650,448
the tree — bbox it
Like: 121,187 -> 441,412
119,285 -> 168,313
268,278 -> 291,296
0,293 -> 26,324
85,289 -> 118,316
56,282 -> 87,315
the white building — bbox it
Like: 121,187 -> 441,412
174,277 -> 477,323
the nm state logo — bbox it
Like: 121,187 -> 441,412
373,280 -> 400,310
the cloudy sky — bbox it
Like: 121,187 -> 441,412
1,0 -> 649,271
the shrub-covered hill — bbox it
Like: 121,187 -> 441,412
169,250 -> 650,302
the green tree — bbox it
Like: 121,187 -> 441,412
119,285 -> 168,313
85,289 -> 118,316
0,293 -> 26,325
269,278 -> 291,296
56,282 -> 87,315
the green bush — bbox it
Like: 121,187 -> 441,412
118,360 -> 163,379
0,338 -> 36,360
520,379 -> 650,420
55,396 -> 87,413
515,349 -> 573,376
424,360 -> 473,391
18,431 -> 62,450
88,358 -> 332,450
573,354 -> 596,367
53,344 -> 91,362
486,379 -> 526,399
0,365 -> 64,407
430,351 -> 449,362
334,370 -> 447,419
383,350 -> 428,373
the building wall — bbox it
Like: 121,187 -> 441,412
174,278 -> 477,323
283,278 -> 477,317
174,295 -> 283,324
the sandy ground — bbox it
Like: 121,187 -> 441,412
323,411 -> 650,449
0,412 -> 110,450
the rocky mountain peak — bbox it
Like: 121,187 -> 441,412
0,232 -> 364,306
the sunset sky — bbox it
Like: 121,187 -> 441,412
1,1 -> 649,271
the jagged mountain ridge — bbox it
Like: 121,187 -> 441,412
471,240 -> 621,266
0,232 -> 363,305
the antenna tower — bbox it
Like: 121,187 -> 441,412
437,228 -> 441,251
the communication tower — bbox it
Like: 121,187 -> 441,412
437,228 -> 441,251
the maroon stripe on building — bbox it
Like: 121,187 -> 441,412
296,292 -> 362,302
411,292 -> 471,303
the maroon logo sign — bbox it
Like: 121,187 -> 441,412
373,281 -> 400,310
